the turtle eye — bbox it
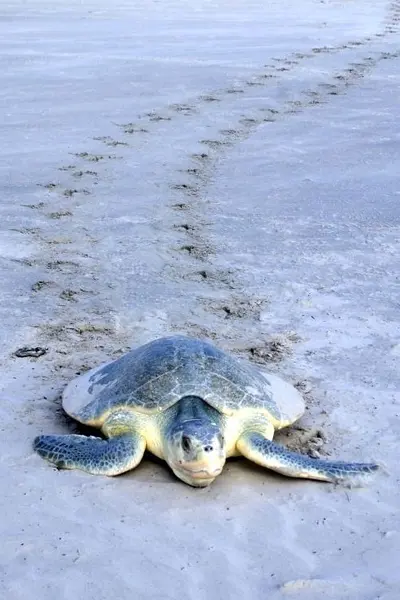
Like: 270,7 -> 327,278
182,436 -> 191,452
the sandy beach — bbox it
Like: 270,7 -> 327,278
1,0 -> 399,598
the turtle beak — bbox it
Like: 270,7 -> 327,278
173,465 -> 222,487
180,465 -> 223,479
172,456 -> 225,486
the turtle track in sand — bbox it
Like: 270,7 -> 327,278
14,1 -> 400,436
154,11 -> 400,356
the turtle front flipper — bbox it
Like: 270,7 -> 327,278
237,432 -> 379,485
33,432 -> 146,476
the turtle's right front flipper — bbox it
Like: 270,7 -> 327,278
237,432 -> 379,485
33,432 -> 146,476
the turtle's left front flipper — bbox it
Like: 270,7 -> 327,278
33,433 -> 146,476
237,432 -> 379,485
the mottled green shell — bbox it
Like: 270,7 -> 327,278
62,335 -> 303,427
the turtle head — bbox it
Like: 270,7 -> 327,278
166,418 -> 226,487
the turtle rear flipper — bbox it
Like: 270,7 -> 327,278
33,433 -> 145,476
237,433 -> 379,485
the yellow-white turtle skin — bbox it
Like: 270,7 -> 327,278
33,336 -> 379,488
33,399 -> 379,488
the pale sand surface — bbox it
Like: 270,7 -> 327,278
1,1 -> 399,598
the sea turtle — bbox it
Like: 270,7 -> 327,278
34,335 -> 378,487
